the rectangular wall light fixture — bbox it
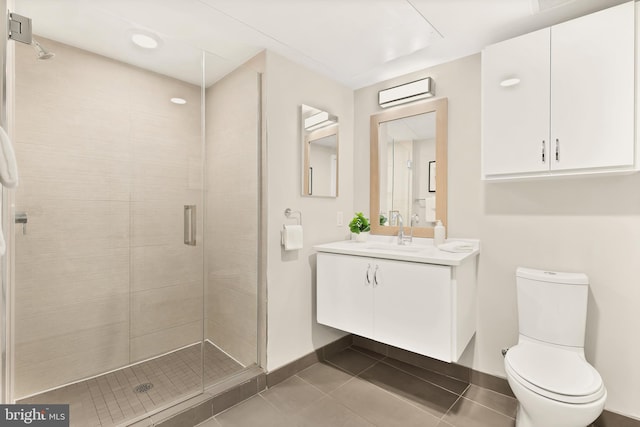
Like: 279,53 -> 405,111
304,111 -> 337,131
378,77 -> 435,108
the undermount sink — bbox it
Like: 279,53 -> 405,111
365,243 -> 432,253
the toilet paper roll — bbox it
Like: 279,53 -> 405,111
282,225 -> 303,250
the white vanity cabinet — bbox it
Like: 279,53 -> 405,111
316,249 -> 477,363
482,1 -> 635,179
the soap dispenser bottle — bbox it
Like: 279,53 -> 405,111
434,220 -> 445,247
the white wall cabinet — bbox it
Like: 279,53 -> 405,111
316,252 -> 477,363
482,1 -> 635,179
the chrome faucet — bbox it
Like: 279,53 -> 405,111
409,214 -> 419,243
394,213 -> 420,245
397,213 -> 405,245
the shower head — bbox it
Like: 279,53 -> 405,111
31,39 -> 54,60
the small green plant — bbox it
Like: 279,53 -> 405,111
379,214 -> 387,226
349,212 -> 370,234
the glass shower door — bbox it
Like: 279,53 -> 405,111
9,15 -> 206,426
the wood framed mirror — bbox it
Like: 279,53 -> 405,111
370,98 -> 448,238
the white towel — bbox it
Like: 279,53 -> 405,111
0,126 -> 18,188
0,126 -> 17,256
425,196 -> 436,222
438,241 -> 474,253
282,225 -> 303,251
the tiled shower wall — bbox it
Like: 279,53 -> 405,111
13,37 -> 203,398
204,53 -> 264,367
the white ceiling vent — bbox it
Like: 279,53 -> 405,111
531,0 -> 576,13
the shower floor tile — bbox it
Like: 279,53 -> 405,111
18,341 -> 244,427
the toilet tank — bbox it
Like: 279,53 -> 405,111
516,267 -> 589,348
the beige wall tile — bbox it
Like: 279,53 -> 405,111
15,294 -> 129,343
206,318 -> 255,367
131,282 -> 203,338
14,322 -> 129,399
130,321 -> 203,363
204,57 -> 261,366
131,244 -> 203,292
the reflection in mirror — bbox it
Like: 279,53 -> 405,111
301,104 -> 339,197
379,112 -> 436,226
370,98 -> 447,238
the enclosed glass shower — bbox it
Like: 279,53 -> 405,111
1,2 -> 262,425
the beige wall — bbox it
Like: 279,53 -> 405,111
354,53 -> 640,419
264,51 -> 354,371
205,52 -> 265,367
13,38 -> 203,398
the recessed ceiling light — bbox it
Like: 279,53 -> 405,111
131,32 -> 160,49
170,97 -> 187,105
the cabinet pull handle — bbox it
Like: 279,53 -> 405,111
555,138 -> 560,161
541,140 -> 545,163
373,265 -> 380,287
365,264 -> 371,285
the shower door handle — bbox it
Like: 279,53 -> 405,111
184,205 -> 196,246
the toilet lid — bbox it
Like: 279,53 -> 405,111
505,342 -> 603,398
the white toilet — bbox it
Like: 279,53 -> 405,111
505,267 -> 607,427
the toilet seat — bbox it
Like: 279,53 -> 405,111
505,342 -> 605,404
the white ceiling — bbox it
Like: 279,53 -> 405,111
15,0 -> 630,88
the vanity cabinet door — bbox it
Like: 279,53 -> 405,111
550,1 -> 634,172
317,253 -> 374,338
372,259 -> 453,362
482,28 -> 551,178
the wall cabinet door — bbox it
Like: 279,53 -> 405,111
482,28 -> 551,177
550,1 -> 635,172
317,253 -> 373,338
482,1 -> 635,179
372,259 -> 453,361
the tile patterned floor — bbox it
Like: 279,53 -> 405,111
197,346 -> 518,427
19,341 -> 244,427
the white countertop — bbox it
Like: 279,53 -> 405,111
314,236 -> 480,266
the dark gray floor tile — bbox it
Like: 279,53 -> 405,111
383,358 -> 469,394
387,346 -> 470,382
443,397 -> 515,427
352,336 -> 389,357
594,410 -> 640,427
294,396 -> 375,427
462,385 -> 517,418
215,395 -> 295,427
297,362 -> 354,394
351,345 -> 386,360
358,361 -> 459,418
331,376 -> 441,427
325,348 -> 378,375
196,417 -> 222,427
261,375 -> 324,414
470,370 -> 514,398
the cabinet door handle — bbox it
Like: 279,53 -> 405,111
373,265 -> 380,287
541,140 -> 545,163
555,138 -> 560,161
365,264 -> 371,285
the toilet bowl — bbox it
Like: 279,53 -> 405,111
505,338 -> 606,427
505,268 -> 606,427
